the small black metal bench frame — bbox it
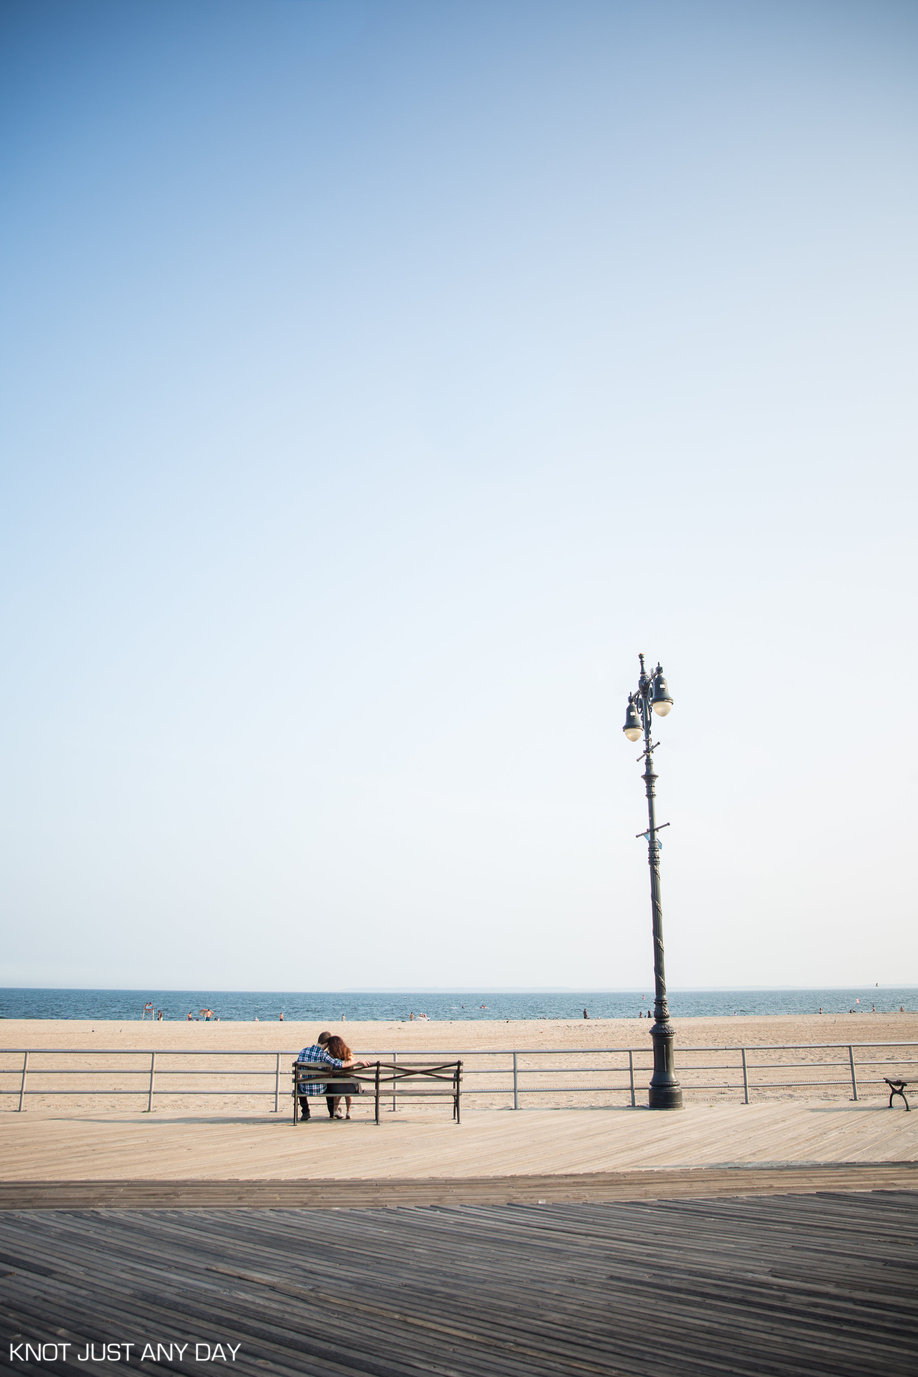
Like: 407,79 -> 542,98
293,1060 -> 462,1125
884,1077 -> 910,1110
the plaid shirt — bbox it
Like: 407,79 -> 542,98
296,1043 -> 345,1096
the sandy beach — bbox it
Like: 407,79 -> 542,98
2,1009 -> 915,1053
2,1012 -> 916,1117
3,1007 -> 913,1046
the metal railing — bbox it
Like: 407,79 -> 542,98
1,1042 -> 915,1111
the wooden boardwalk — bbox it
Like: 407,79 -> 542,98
2,1102 -> 916,1374
2,1101 -> 916,1200
1,1192 -> 916,1376
1,1162 -> 917,1210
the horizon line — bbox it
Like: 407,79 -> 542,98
2,984 -> 915,994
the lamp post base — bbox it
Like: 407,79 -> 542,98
648,1081 -> 684,1110
648,1017 -> 683,1110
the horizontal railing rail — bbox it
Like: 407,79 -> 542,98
1,1042 -> 916,1111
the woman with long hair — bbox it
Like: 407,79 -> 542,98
323,1033 -> 361,1119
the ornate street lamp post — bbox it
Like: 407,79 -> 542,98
623,653 -> 683,1109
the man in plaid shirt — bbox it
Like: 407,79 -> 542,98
296,1031 -> 367,1121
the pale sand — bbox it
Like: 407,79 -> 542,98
1,1010 -> 916,1053
2,1013 -> 916,1118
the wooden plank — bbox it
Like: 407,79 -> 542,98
4,1101 -> 918,1190
0,1161 -> 916,1209
0,1194 -> 917,1377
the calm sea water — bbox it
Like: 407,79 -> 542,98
0,987 -> 914,1021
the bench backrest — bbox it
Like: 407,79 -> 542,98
293,1060 -> 462,1086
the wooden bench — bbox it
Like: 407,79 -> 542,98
293,1060 -> 462,1125
884,1077 -> 910,1110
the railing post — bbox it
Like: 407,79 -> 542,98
18,1051 -> 29,1111
391,1051 -> 398,1112
628,1050 -> 635,1108
274,1052 -> 281,1112
146,1051 -> 156,1112
512,1052 -> 519,1110
741,1048 -> 749,1104
848,1045 -> 859,1101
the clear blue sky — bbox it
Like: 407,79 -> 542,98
2,0 -> 916,991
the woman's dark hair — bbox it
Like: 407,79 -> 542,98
324,1034 -> 352,1061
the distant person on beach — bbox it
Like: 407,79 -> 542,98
583,1009 -> 589,1019
323,1034 -> 362,1120
295,1032 -> 368,1122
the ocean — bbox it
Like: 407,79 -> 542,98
0,986 -> 914,1022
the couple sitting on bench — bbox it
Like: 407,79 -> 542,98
296,1031 -> 370,1121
